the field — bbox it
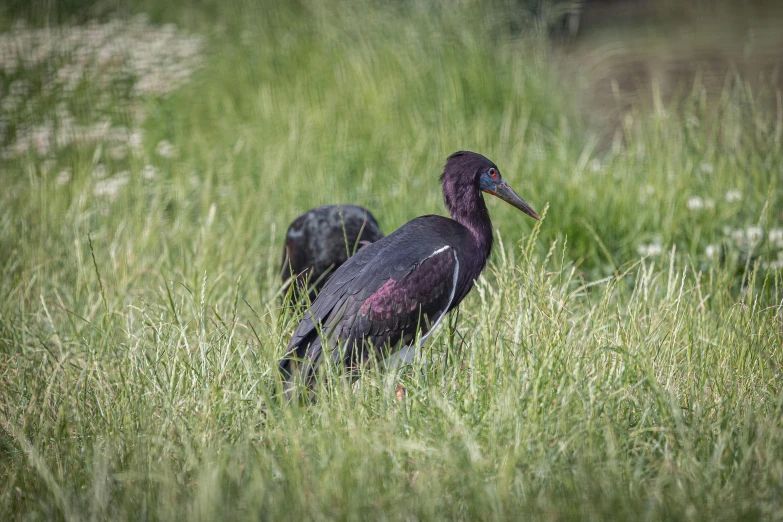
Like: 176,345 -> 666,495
1,0 -> 782,520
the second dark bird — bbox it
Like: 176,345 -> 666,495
279,151 -> 540,396
281,205 -> 384,302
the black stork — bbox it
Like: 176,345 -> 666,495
280,205 -> 384,302
279,151 -> 539,396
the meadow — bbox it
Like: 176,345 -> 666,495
1,0 -> 782,519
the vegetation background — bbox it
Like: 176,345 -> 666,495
1,0 -> 782,519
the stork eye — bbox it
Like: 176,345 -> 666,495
489,168 -> 498,180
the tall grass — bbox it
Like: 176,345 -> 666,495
1,0 -> 782,520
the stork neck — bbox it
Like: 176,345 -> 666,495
451,193 -> 494,261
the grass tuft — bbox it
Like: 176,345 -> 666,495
1,0 -> 782,520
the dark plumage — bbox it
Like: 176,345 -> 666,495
280,205 -> 384,301
279,151 -> 539,397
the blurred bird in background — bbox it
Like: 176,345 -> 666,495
280,205 -> 384,302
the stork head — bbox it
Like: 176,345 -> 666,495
440,151 -> 539,221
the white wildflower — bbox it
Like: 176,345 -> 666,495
731,229 -> 746,247
109,144 -> 128,160
155,140 -> 176,159
92,164 -> 107,179
725,189 -> 742,203
687,196 -> 704,211
142,164 -> 158,180
130,105 -> 147,124
705,244 -> 718,260
746,226 -> 764,245
730,226 -> 765,252
769,229 -> 783,248
641,184 -> 655,197
637,242 -> 663,257
128,130 -> 143,150
31,122 -> 53,155
40,159 -> 56,174
55,169 -> 71,185
107,126 -> 129,143
0,16 -> 203,158
699,162 -> 714,174
1,94 -> 21,112
93,171 -> 129,199
74,121 -> 111,145
0,16 -> 203,94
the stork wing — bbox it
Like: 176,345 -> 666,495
338,245 -> 458,366
280,243 -> 459,386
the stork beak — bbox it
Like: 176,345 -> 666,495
484,180 -> 540,221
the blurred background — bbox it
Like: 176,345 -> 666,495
2,0 -> 782,299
